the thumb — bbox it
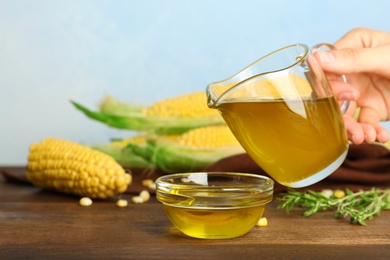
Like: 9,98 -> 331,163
316,46 -> 390,76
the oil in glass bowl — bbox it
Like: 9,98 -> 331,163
156,172 -> 274,239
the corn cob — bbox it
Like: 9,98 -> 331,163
71,91 -> 225,134
26,138 -> 132,199
142,91 -> 217,117
176,125 -> 241,148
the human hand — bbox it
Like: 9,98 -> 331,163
316,27 -> 390,144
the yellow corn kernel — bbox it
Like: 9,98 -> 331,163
26,138 -> 132,199
141,179 -> 156,190
116,199 -> 128,208
333,190 -> 346,199
142,91 -> 219,118
111,135 -> 148,148
321,189 -> 333,198
131,196 -> 144,204
114,176 -> 126,188
256,217 -> 268,227
142,179 -> 154,187
139,190 -> 150,202
131,190 -> 151,204
177,125 -> 239,148
147,182 -> 156,190
181,177 -> 190,183
79,197 -> 93,207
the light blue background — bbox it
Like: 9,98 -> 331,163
1,0 -> 389,165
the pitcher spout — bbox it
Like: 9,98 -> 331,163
205,44 -> 310,109
206,85 -> 216,109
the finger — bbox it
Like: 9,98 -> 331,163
345,119 -> 389,144
358,106 -> 381,128
325,79 -> 359,118
326,79 -> 359,100
343,115 -> 365,144
357,107 -> 388,143
358,123 -> 389,143
344,100 -> 358,119
315,46 -> 390,77
344,118 -> 377,144
375,125 -> 390,143
361,123 -> 377,143
334,27 -> 390,49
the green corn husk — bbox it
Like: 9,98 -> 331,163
125,126 -> 246,173
91,136 -> 154,169
93,125 -> 245,173
71,93 -> 225,135
150,139 -> 245,173
99,95 -> 144,115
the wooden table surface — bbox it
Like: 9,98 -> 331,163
1,170 -> 389,259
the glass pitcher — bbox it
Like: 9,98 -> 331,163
206,43 -> 349,188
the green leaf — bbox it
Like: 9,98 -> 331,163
277,188 -> 390,225
71,100 -> 225,135
92,143 -> 154,169
99,94 -> 143,115
140,137 -> 245,173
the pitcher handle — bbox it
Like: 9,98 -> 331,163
310,43 -> 350,114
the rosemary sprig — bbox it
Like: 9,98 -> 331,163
277,188 -> 390,225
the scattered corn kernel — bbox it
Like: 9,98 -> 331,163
321,189 -> 333,198
79,197 -> 93,207
142,179 -> 154,187
148,182 -> 156,190
333,190 -> 345,199
116,199 -> 128,208
181,177 -> 190,183
256,217 -> 268,227
132,196 -> 144,204
131,190 -> 151,204
139,190 -> 150,202
141,178 -> 156,190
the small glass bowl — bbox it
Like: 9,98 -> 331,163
155,172 -> 274,239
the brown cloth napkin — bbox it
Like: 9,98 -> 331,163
204,143 -> 390,193
1,144 -> 389,194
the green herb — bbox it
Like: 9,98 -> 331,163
277,188 -> 390,225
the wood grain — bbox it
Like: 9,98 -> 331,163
1,171 -> 389,259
